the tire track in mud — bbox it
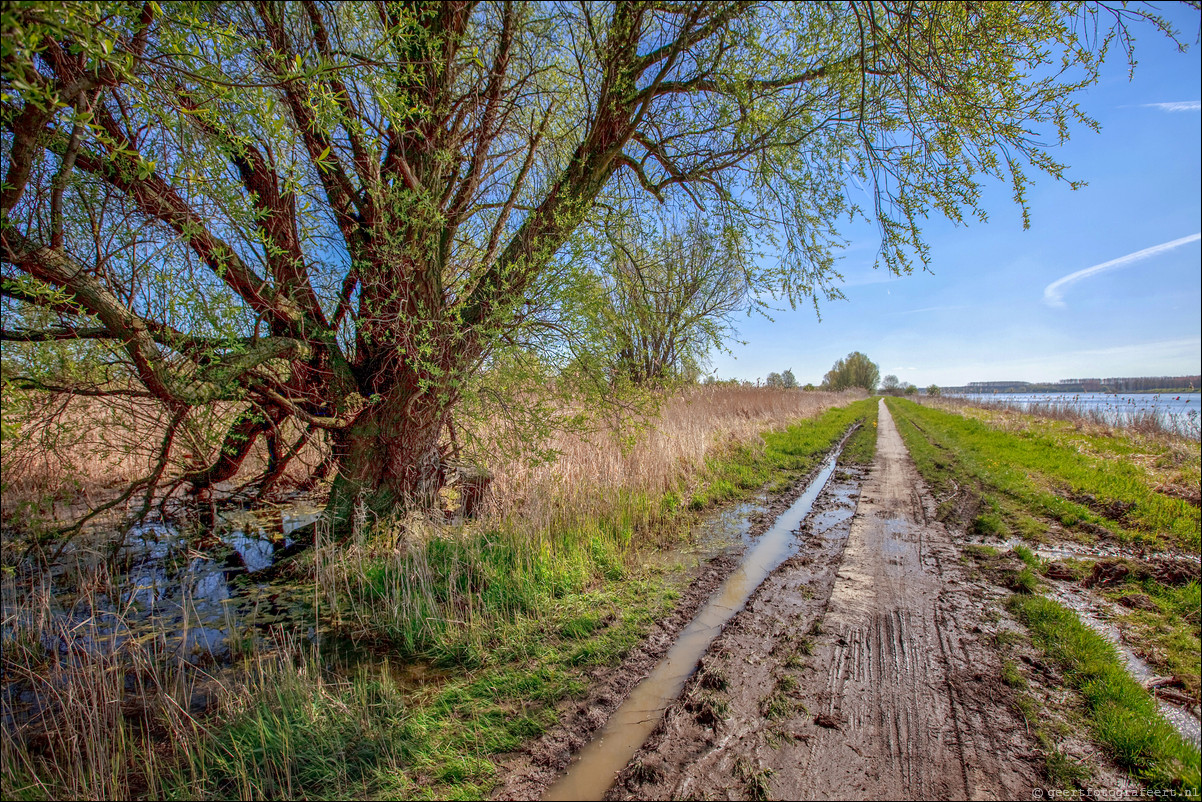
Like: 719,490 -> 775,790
613,399 -> 1041,801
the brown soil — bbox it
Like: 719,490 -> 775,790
609,400 -> 1044,800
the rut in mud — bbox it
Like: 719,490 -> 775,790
491,432 -> 860,802
611,399 -> 1042,800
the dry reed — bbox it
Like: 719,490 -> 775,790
1,392 -> 325,531
1,385 -> 859,535
0,568 -> 206,800
486,386 -> 859,530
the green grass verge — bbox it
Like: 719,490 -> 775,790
912,398 -> 1199,697
1009,594 -> 1201,793
172,576 -> 674,801
688,398 -> 878,507
838,398 -> 879,467
885,398 -> 1200,551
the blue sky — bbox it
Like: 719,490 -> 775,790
711,5 -> 1202,387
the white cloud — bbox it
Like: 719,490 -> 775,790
1042,233 -> 1201,308
1143,100 -> 1202,112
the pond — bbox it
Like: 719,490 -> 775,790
1,501 -> 327,728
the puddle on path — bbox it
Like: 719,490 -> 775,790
543,452 -> 842,801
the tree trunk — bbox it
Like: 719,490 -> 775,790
184,404 -> 287,492
325,384 -> 449,533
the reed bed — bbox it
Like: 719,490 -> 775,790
487,386 -> 856,530
0,385 -> 855,536
0,567 -> 361,802
1,569 -> 205,801
0,393 -> 326,533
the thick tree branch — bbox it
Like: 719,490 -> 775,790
254,1 -> 369,240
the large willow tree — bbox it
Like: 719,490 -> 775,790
1,1 -> 1171,525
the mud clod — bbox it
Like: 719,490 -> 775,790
1044,561 -> 1080,581
1084,558 -> 1145,588
697,665 -> 727,691
1117,592 -> 1158,611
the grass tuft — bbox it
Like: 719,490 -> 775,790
1009,594 -> 1200,793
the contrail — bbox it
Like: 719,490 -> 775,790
1143,100 -> 1202,112
1042,233 -> 1201,307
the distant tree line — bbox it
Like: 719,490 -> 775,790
1096,376 -> 1200,393
942,376 -> 1200,394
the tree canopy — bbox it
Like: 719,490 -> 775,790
765,369 -> 797,389
567,212 -> 750,384
1,0 -> 1173,526
823,351 -> 880,393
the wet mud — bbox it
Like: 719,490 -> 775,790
491,441 -> 856,801
610,399 -> 1041,800
542,455 -> 842,801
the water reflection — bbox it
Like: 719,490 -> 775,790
544,453 -> 842,801
3,503 -> 321,673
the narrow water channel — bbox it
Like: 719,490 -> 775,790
1048,585 -> 1202,748
543,451 -> 842,801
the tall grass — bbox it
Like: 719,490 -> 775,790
2,387 -> 872,800
0,579 -> 417,802
485,386 -> 860,530
1,572 -> 203,801
0,385 -> 855,538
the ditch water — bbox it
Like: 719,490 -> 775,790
1,502 -> 326,726
542,450 -> 842,801
950,392 -> 1201,437
1048,584 -> 1201,749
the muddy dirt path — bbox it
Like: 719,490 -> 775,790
612,399 -> 1042,800
492,441 -> 855,802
